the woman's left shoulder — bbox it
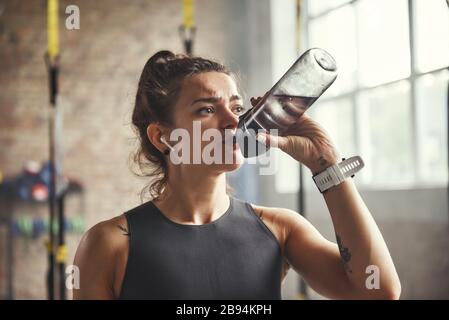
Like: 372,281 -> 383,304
247,203 -> 306,245
249,203 -> 304,226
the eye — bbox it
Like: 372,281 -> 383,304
197,107 -> 215,115
233,106 -> 246,115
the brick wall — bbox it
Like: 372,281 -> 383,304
0,0 -> 227,299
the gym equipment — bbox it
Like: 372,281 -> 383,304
0,168 -> 85,299
45,0 -> 67,300
179,0 -> 195,55
9,216 -> 85,239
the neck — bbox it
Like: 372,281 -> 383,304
153,168 -> 230,225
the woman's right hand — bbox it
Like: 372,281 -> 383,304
249,95 -> 341,175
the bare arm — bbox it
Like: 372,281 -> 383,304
278,183 -> 400,299
321,178 -> 401,299
73,218 -> 128,300
252,94 -> 401,299
267,206 -> 352,299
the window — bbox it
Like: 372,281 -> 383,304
308,0 -> 352,17
357,0 -> 410,87
309,5 -> 357,97
416,70 -> 449,184
306,0 -> 449,188
413,0 -> 449,73
357,81 -> 414,185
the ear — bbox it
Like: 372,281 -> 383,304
146,123 -> 169,152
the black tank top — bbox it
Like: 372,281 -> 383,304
119,196 -> 283,300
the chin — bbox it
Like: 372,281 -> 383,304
220,161 -> 244,172
209,150 -> 245,173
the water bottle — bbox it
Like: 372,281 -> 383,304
235,48 -> 338,158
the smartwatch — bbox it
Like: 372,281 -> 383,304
312,156 -> 364,193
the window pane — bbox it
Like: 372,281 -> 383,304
416,70 -> 449,184
308,0 -> 351,17
309,5 -> 357,97
357,0 -> 410,87
357,81 -> 414,186
414,0 -> 449,73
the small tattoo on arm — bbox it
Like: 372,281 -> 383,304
318,156 -> 328,168
336,235 -> 352,273
117,225 -> 130,236
318,156 -> 330,169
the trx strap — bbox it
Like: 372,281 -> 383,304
46,0 -> 66,300
179,0 -> 196,55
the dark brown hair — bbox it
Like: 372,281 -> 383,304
131,50 -> 236,200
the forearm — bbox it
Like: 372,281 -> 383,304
322,178 -> 401,299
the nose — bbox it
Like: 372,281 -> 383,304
220,107 -> 239,131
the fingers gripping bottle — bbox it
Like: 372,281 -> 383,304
235,48 -> 338,158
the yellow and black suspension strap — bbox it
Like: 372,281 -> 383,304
56,190 -> 67,300
179,0 -> 196,55
46,0 -> 67,300
46,0 -> 58,300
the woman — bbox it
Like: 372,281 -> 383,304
73,51 -> 401,300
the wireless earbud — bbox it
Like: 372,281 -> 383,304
160,136 -> 175,152
160,135 -> 182,163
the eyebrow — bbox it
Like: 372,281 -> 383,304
191,95 -> 242,106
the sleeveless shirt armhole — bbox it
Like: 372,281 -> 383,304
117,211 -> 134,300
245,202 -> 283,253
